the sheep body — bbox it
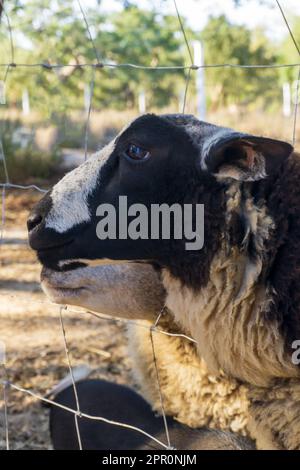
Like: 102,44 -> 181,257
127,315 -> 249,434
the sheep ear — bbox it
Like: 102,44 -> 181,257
202,132 -> 293,181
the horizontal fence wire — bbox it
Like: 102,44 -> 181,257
0,292 -> 197,344
0,0 -> 300,451
1,61 -> 300,70
0,379 -> 172,450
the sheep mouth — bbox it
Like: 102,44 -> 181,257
40,261 -> 129,304
36,239 -> 78,271
43,284 -> 87,301
36,238 -> 74,254
41,267 -> 89,303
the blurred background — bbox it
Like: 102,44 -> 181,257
0,0 -> 300,449
1,0 -> 300,183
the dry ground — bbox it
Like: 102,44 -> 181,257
1,111 -> 299,450
0,190 -> 133,450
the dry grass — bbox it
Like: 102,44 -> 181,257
3,107 -> 299,183
207,109 -> 300,146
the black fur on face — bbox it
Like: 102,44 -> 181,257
28,113 -> 293,291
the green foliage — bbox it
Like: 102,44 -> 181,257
0,2 -> 299,117
0,1 -> 187,113
0,120 -> 59,182
200,15 -> 280,108
278,16 -> 300,83
1,1 -> 300,182
92,6 -> 187,108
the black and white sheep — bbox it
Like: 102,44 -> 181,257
28,114 -> 300,450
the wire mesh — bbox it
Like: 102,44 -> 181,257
0,0 -> 299,451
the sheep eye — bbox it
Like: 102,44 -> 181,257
125,144 -> 150,161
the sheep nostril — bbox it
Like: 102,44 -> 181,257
27,213 -> 43,232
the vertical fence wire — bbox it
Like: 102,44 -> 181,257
76,0 -> 98,161
1,364 -> 10,450
293,67 -> 300,146
59,307 -> 83,450
149,308 -> 172,449
76,0 -> 102,66
173,0 -> 194,114
83,68 -> 95,161
0,1 -> 12,449
182,67 -> 192,114
276,0 -> 300,145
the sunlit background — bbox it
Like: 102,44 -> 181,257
0,0 -> 300,183
0,0 -> 300,450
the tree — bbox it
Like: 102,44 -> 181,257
200,15 -> 280,109
92,5 -> 187,108
0,1 -> 291,115
278,16 -> 300,84
0,1 -> 188,113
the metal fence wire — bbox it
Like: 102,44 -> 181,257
0,0 -> 300,451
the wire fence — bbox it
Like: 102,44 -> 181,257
0,0 -> 300,451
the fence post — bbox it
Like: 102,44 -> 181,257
282,82 -> 291,117
193,40 -> 206,120
84,83 -> 92,117
22,89 -> 30,115
138,89 -> 146,114
0,81 -> 5,105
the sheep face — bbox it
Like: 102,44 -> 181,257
28,112 -> 300,386
27,114 -> 300,446
28,113 -> 292,277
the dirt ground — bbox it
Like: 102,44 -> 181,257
0,190 -> 133,450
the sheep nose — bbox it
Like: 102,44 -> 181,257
27,213 -> 43,232
27,192 -> 52,236
27,192 -> 74,253
27,192 -> 55,250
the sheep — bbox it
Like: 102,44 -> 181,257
28,113 -> 300,449
44,263 -> 252,449
49,379 -> 254,450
